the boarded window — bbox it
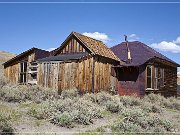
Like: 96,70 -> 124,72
19,62 -> 27,83
146,65 -> 152,89
154,67 -> 158,90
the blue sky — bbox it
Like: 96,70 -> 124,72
0,1 -> 180,72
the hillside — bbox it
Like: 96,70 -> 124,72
0,51 -> 16,77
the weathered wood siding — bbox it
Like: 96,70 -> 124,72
4,52 -> 36,84
94,57 -> 115,93
57,37 -> 87,54
4,63 -> 19,84
146,63 -> 177,97
38,55 -> 116,93
28,53 -> 35,63
58,57 -> 93,93
37,62 -> 59,89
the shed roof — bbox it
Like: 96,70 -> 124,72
111,41 -> 179,67
3,47 -> 49,67
37,52 -> 88,62
54,32 -> 120,61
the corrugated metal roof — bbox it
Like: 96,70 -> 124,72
37,52 -> 88,62
111,41 -> 179,66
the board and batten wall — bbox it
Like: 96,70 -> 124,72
56,37 -> 88,55
4,64 -> 19,84
37,55 -> 117,93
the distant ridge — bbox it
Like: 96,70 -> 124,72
0,51 -> 16,77
0,51 -> 16,63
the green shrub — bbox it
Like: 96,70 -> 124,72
52,111 -> 73,128
0,114 -> 14,134
0,76 -> 8,89
96,91 -> 112,105
113,112 -> 174,133
82,93 -> 96,103
119,96 -> 142,107
0,85 -> 26,102
71,98 -> 103,125
31,97 -> 104,127
61,88 -> 79,99
0,84 -> 59,103
163,97 -> 180,110
106,100 -> 124,113
27,105 -> 45,120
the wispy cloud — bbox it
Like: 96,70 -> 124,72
151,37 -> 180,53
82,32 -> 110,43
128,34 -> 140,41
46,48 -> 56,52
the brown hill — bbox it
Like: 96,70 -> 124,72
0,51 -> 16,77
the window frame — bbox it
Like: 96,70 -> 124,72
160,68 -> 165,87
154,66 -> 158,90
19,62 -> 28,83
146,65 -> 153,90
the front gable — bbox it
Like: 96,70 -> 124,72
55,35 -> 91,55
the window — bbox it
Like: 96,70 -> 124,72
19,62 -> 27,83
160,68 -> 164,87
154,67 -> 158,90
146,65 -> 152,89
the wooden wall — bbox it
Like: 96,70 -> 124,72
4,52 -> 36,84
57,37 -> 87,54
28,53 -> 35,63
4,63 -> 19,84
38,62 -> 59,89
94,56 -> 115,93
145,63 -> 177,97
37,56 -> 93,91
37,55 -> 116,93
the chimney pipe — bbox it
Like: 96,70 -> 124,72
124,35 -> 132,63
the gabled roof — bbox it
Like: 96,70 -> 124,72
54,32 -> 120,61
3,47 -> 49,67
111,41 -> 179,67
37,52 -> 88,62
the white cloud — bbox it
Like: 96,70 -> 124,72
128,34 -> 140,41
82,32 -> 110,43
46,48 -> 56,52
151,37 -> 180,53
173,37 -> 180,44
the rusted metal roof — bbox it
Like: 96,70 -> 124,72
111,41 -> 179,67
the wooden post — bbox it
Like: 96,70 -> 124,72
91,57 -> 95,93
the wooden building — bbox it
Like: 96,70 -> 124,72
3,48 -> 49,84
37,32 -> 120,93
3,32 -> 179,97
111,41 -> 179,97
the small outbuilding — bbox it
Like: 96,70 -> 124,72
3,48 -> 49,84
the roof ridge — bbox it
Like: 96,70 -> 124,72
139,41 -> 173,62
73,31 -> 104,43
